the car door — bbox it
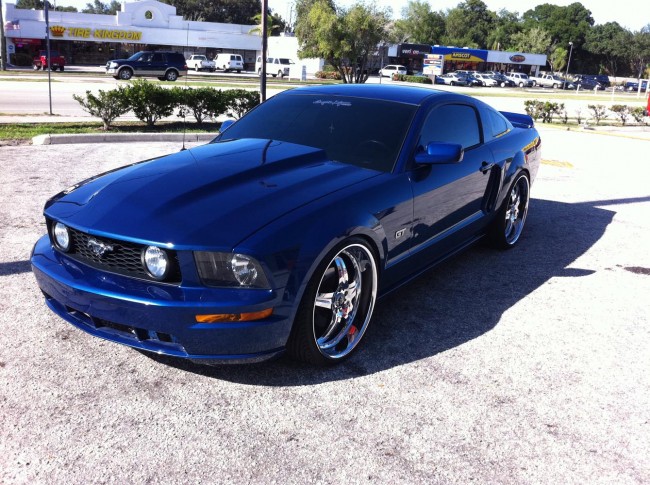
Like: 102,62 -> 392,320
409,102 -> 496,257
149,53 -> 166,76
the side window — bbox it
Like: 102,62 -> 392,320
419,104 -> 482,151
487,109 -> 509,139
151,53 -> 164,63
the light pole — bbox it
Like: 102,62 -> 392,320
564,41 -> 573,85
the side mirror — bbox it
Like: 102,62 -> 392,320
219,119 -> 236,133
415,142 -> 464,165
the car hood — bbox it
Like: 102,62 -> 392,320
44,139 -> 380,249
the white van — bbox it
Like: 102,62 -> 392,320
214,53 -> 244,73
255,56 -> 294,78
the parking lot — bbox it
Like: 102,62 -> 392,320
1,127 -> 649,483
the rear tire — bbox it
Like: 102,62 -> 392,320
286,239 -> 378,365
488,173 -> 530,249
165,70 -> 178,81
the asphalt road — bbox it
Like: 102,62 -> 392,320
0,72 -> 646,120
1,128 -> 649,483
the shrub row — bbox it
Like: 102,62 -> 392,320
392,74 -> 433,84
315,70 -> 342,80
524,99 -> 647,126
73,79 -> 260,130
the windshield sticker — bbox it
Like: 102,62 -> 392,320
313,100 -> 352,108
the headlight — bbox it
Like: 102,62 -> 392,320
53,222 -> 70,251
143,246 -> 169,280
109,61 -> 118,68
194,251 -> 270,288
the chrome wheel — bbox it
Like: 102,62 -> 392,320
503,175 -> 529,245
119,68 -> 133,80
288,240 -> 379,364
312,244 -> 377,359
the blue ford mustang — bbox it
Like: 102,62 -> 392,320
31,84 -> 541,366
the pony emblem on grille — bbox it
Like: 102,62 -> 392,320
87,238 -> 114,258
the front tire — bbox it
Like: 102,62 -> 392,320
287,239 -> 378,365
489,173 -> 530,249
118,68 -> 133,80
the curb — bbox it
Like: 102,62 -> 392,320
32,132 -> 216,145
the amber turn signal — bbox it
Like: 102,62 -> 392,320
195,308 -> 273,323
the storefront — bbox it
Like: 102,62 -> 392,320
387,44 -> 548,76
2,0 -> 262,69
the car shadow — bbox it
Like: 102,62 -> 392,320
143,196 -> 639,385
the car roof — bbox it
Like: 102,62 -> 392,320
281,84 -> 447,105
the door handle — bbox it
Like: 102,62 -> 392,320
480,161 -> 494,174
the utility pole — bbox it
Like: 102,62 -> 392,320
260,0 -> 267,102
45,0 -> 53,114
0,0 -> 8,71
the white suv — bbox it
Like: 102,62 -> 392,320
379,65 -> 407,77
506,72 -> 533,87
256,56 -> 294,78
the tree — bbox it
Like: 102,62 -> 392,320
249,11 -> 287,37
392,0 -> 445,45
162,0 -> 260,24
443,0 -> 496,49
16,0 -> 53,9
487,9 -> 522,51
548,45 -> 567,74
584,22 -> 630,76
82,0 -> 120,15
629,26 -> 650,79
296,1 -> 391,84
510,27 -> 552,56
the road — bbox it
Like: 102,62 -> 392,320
0,71 -> 646,120
0,127 -> 649,483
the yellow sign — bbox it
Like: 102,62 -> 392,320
50,25 -> 143,41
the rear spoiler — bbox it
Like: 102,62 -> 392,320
500,111 -> 534,129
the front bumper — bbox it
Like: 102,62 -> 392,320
31,236 -> 291,364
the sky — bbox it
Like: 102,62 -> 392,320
43,0 -> 648,32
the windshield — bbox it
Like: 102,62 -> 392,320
216,93 -> 417,172
127,52 -> 144,61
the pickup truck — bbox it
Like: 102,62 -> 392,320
33,50 -> 65,71
186,54 -> 215,72
530,74 -> 570,89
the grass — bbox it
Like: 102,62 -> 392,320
0,120 -> 218,141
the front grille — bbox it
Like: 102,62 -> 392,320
48,221 -> 181,284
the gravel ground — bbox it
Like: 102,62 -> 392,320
1,129 -> 649,484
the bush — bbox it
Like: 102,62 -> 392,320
631,106 -> 647,124
393,74 -> 433,84
224,89 -> 260,119
72,87 -> 129,130
609,105 -> 630,125
176,87 -> 228,125
524,100 -> 544,121
123,79 -> 178,127
315,70 -> 342,80
588,104 -> 608,125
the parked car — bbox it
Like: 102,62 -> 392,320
255,56 -> 293,78
214,53 -> 244,73
438,72 -> 470,86
490,73 -> 516,87
379,65 -> 407,77
573,78 -> 603,91
530,74 -> 571,89
106,51 -> 188,81
33,50 -> 65,71
465,73 -> 484,87
472,73 -> 499,87
624,80 -> 648,91
31,84 -> 541,366
572,74 -> 611,89
186,54 -> 216,72
506,72 -> 533,87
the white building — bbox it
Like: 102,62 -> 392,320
2,0 -> 319,73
